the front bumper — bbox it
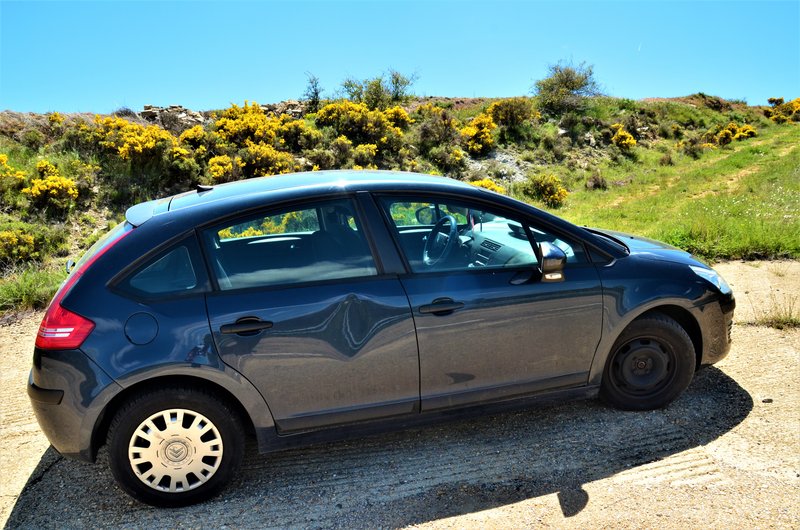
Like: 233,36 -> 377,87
697,295 -> 735,366
28,348 -> 122,461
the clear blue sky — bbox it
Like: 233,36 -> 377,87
1,0 -> 798,113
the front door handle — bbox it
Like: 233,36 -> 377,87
220,317 -> 273,336
419,298 -> 464,316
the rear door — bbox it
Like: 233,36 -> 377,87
202,197 -> 419,432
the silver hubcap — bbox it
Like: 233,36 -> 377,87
128,408 -> 223,493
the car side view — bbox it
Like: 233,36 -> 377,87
28,170 -> 735,506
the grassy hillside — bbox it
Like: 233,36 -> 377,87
1,89 -> 798,313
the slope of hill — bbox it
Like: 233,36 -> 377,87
1,93 -> 798,312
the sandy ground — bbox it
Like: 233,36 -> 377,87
0,261 -> 798,528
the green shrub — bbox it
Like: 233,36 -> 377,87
533,61 -> 599,116
302,73 -> 324,113
415,103 -> 460,155
0,267 -> 65,311
427,145 -> 466,174
487,98 -> 539,142
585,171 -> 607,190
520,173 -> 569,208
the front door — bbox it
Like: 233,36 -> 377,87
202,198 -> 419,432
378,195 -> 603,411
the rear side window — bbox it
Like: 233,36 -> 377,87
202,199 -> 377,290
116,236 -> 207,298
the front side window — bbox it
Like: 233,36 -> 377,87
203,199 -> 377,290
380,197 -> 538,273
380,196 -> 588,273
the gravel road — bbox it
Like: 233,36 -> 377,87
1,261 -> 798,528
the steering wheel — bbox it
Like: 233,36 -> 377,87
423,215 -> 458,267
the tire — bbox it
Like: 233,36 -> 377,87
600,314 -> 695,411
107,387 -> 245,507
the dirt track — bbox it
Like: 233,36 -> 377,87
1,261 -> 798,528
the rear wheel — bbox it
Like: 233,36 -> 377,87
107,387 -> 244,506
601,315 -> 695,410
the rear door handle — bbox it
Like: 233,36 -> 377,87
220,317 -> 273,335
419,298 -> 464,316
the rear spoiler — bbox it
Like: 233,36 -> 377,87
124,197 -> 172,227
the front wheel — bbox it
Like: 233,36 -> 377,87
601,315 -> 695,410
107,387 -> 245,506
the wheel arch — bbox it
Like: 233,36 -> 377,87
638,305 -> 703,369
91,374 -> 265,461
589,302 -> 704,386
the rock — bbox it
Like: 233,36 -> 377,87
139,104 -> 207,132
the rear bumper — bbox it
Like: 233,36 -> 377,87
28,348 -> 122,461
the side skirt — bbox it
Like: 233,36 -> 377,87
254,385 -> 600,454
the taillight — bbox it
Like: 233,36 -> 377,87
35,227 -> 131,350
36,304 -> 95,349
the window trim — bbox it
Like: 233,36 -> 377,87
198,195 -> 385,293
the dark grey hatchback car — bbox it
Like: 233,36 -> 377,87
28,170 -> 734,506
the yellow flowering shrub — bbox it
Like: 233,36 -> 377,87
765,97 -> 800,123
315,101 -> 403,152
383,106 -> 413,129
716,128 -> 734,146
329,135 -> 354,166
0,229 -> 36,263
470,178 -> 506,194
214,101 -> 280,147
486,98 -> 539,128
521,174 -> 568,208
241,141 -> 296,177
48,112 -> 65,127
0,154 -> 26,183
354,143 -> 378,166
95,116 -> 175,160
208,155 -> 238,181
460,114 -> 497,155
22,160 -> 78,210
734,124 -> 757,140
178,125 -> 207,148
610,123 -> 637,151
277,118 -> 322,153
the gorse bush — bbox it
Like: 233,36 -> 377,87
610,123 -> 637,151
486,98 -> 539,142
470,177 -> 506,194
21,160 -> 79,212
765,97 -> 800,123
460,113 -> 496,156
0,218 -> 67,265
520,173 -> 569,208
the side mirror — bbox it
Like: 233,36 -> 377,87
415,206 -> 435,225
539,242 -> 566,282
65,259 -> 76,274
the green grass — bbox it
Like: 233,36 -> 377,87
0,267 -> 65,312
548,125 -> 800,260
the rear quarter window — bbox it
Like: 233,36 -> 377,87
115,236 -> 208,298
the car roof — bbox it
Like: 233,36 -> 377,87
126,170 -> 476,227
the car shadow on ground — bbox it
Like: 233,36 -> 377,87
5,367 -> 752,529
